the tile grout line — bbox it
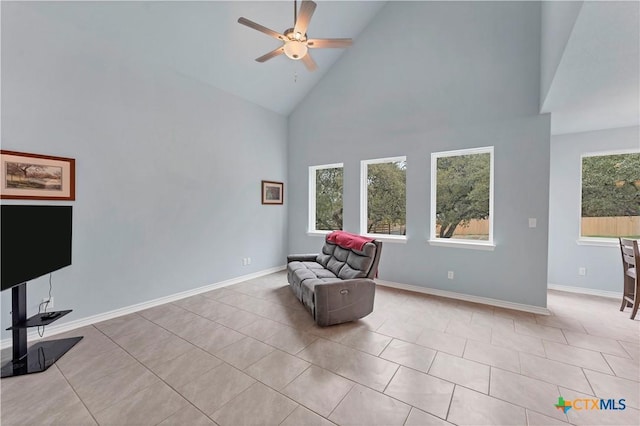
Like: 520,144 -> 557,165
93,320 -> 218,424
376,336 -> 394,358
554,384 -> 571,423
53,363 -> 101,426
488,365 -> 492,396
246,353 -> 313,392
443,383 -> 456,422
600,352 -> 617,377
460,337 -> 469,358
381,363 -> 401,394
208,380 -> 297,424
401,406 -> 414,426
579,366 -> 598,398
324,380 -> 357,420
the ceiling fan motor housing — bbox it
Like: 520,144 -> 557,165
283,28 -> 308,59
284,28 -> 307,42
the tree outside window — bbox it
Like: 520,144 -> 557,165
361,157 -> 407,237
581,152 -> 640,239
431,147 -> 493,243
309,164 -> 343,232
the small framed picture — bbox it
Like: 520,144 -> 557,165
261,180 -> 283,205
1,150 -> 76,200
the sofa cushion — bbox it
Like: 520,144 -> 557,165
288,262 -> 339,290
287,262 -> 308,273
315,268 -> 339,279
333,246 -> 350,261
338,263 -> 367,279
302,261 -> 326,270
337,248 -> 375,279
316,242 -> 337,267
327,257 -> 346,276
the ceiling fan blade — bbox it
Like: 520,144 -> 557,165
301,52 -> 317,72
256,47 -> 285,63
294,0 -> 317,37
238,17 -> 285,41
307,38 -> 353,49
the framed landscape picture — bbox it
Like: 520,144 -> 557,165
0,150 -> 76,200
261,180 -> 283,205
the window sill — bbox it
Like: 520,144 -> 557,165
576,238 -> 620,248
428,239 -> 495,251
363,234 -> 408,244
307,230 -> 332,237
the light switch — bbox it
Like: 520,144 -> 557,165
528,218 -> 537,228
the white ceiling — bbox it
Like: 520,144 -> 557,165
27,1 -> 386,116
541,1 -> 640,135
19,1 -> 639,130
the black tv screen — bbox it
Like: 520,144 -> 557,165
1,205 -> 72,291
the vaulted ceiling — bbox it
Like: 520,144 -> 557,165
8,1 -> 639,133
541,1 -> 640,135
23,1 -> 386,116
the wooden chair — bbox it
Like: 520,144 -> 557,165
619,238 -> 639,319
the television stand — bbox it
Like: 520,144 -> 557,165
1,283 -> 83,378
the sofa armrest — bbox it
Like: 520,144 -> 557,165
287,254 -> 318,263
314,279 -> 375,327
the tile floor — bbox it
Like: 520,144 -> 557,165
1,271 -> 639,425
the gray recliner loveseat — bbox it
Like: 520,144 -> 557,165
287,231 -> 382,326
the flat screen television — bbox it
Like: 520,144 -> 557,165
1,205 -> 72,291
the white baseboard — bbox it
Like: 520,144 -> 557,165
1,265 -> 286,350
376,279 -> 551,315
547,283 -> 621,299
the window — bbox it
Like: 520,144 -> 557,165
430,147 -> 494,249
309,163 -> 343,233
580,151 -> 640,241
360,156 -> 407,240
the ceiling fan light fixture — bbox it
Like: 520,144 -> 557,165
283,40 -> 308,60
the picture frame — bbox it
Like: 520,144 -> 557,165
0,150 -> 76,200
261,180 -> 283,205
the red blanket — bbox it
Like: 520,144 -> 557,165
327,230 -> 374,251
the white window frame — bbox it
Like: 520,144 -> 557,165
429,146 -> 495,251
360,156 -> 407,243
308,163 -> 344,236
577,149 -> 640,247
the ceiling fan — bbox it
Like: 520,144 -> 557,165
237,0 -> 353,72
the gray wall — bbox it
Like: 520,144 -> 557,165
1,4 -> 288,340
288,2 -> 551,308
548,126 -> 640,292
540,1 -> 584,108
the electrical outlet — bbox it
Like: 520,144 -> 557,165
578,267 -> 586,276
247,257 -> 251,265
447,271 -> 454,280
241,258 -> 246,266
528,218 -> 537,228
41,297 -> 54,309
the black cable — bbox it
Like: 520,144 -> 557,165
37,273 -> 53,338
38,346 -> 45,370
